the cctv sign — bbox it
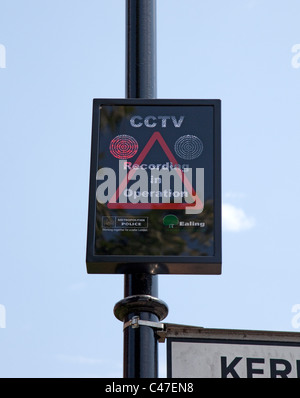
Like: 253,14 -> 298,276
86,99 -> 221,274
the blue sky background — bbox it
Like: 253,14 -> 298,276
1,0 -> 300,377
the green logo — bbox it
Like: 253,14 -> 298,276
163,215 -> 179,228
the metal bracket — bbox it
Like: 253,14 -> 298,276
124,316 -> 165,331
114,294 -> 169,323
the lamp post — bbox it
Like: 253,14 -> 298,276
113,0 -> 168,378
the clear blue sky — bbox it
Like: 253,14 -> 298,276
1,0 -> 300,377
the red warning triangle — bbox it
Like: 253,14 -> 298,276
107,131 -> 203,211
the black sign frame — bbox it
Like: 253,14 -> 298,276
86,99 -> 221,274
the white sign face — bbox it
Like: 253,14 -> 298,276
168,339 -> 300,378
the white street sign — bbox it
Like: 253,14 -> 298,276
165,327 -> 300,378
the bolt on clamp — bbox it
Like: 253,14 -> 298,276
123,315 -> 165,331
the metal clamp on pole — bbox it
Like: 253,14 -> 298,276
114,294 -> 168,323
114,293 -> 168,378
124,315 -> 165,331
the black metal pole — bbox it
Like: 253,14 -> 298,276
125,0 -> 158,378
114,0 -> 168,378
126,0 -> 157,99
123,275 -> 161,378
